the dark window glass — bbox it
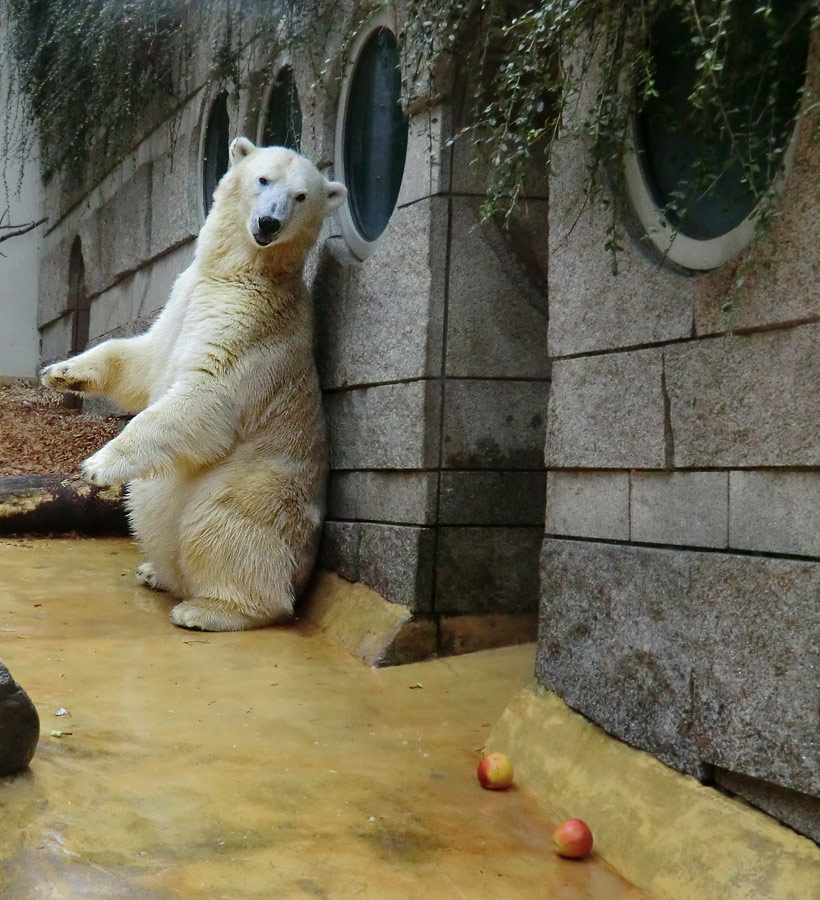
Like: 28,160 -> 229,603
262,66 -> 302,151
202,91 -> 230,215
343,27 -> 408,243
637,2 -> 809,240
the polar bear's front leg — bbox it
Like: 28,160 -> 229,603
42,335 -> 154,412
81,379 -> 237,485
81,411 -> 172,485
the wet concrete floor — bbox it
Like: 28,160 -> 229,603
0,538 -> 645,900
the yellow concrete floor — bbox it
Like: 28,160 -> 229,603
0,538 -> 646,900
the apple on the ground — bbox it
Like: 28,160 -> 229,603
552,818 -> 593,858
476,752 -> 514,790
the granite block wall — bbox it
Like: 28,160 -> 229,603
539,39 -> 820,840
316,118 -> 549,637
36,5 -> 548,654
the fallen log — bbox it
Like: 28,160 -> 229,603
0,474 -> 128,535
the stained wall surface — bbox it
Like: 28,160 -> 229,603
539,37 -> 820,840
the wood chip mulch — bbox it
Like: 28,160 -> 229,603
0,381 -> 122,477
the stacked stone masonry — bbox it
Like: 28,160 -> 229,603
31,0 -> 819,844
317,162 -> 550,626
541,36 -> 820,842
36,6 -> 548,657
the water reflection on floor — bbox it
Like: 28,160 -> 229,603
0,538 -> 645,900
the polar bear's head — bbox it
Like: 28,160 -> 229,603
211,137 -> 347,254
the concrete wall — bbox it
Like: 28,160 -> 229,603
539,41 -> 820,841
0,35 -> 42,382
35,4 -> 547,653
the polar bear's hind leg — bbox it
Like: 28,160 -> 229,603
169,597 -> 289,632
173,487 -> 300,632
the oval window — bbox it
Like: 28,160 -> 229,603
202,91 -> 230,216
339,25 -> 408,253
261,66 -> 302,151
626,2 -> 810,269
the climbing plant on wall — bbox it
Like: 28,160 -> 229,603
2,0 -> 818,252
402,0 -> 819,256
0,0 -> 337,187
3,0 -> 190,184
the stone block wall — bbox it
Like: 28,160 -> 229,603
35,4 -> 548,654
539,45 -> 820,841
316,128 -> 549,637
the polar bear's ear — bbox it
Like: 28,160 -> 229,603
229,137 -> 256,167
325,180 -> 347,213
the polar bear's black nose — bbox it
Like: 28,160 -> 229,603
258,216 -> 281,236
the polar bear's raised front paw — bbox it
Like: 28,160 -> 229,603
41,359 -> 99,394
82,442 -> 132,487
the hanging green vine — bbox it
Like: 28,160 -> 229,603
3,0 -> 189,185
1,0 -> 337,187
2,0 -> 818,255
402,0 -> 819,258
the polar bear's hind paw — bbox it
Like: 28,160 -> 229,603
169,598 -> 285,632
135,562 -> 169,591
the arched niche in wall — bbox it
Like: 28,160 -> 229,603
64,236 -> 89,409
201,90 -> 231,217
259,65 -> 302,151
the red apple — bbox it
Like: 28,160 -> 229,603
477,752 -> 514,790
552,818 -> 593,858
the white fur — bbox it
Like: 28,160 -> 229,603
43,141 -> 347,631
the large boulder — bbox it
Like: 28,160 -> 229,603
0,661 -> 40,775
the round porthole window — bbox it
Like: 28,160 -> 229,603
202,90 -> 230,216
336,18 -> 408,258
625,2 -> 810,270
260,66 -> 302,151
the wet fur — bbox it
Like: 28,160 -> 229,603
42,141 -> 346,631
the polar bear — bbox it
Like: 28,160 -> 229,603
42,138 -> 346,631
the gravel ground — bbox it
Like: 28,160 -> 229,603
0,381 -> 122,477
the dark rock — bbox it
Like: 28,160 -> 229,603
0,474 -> 128,535
0,661 -> 40,775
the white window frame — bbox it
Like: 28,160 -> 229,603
624,110 -> 800,271
334,9 -> 404,261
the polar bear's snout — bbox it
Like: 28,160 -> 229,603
250,181 -> 297,247
252,211 -> 286,247
258,215 -> 281,234
255,215 -> 282,245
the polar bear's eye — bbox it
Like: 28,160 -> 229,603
258,177 -> 270,187
294,192 -> 306,203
